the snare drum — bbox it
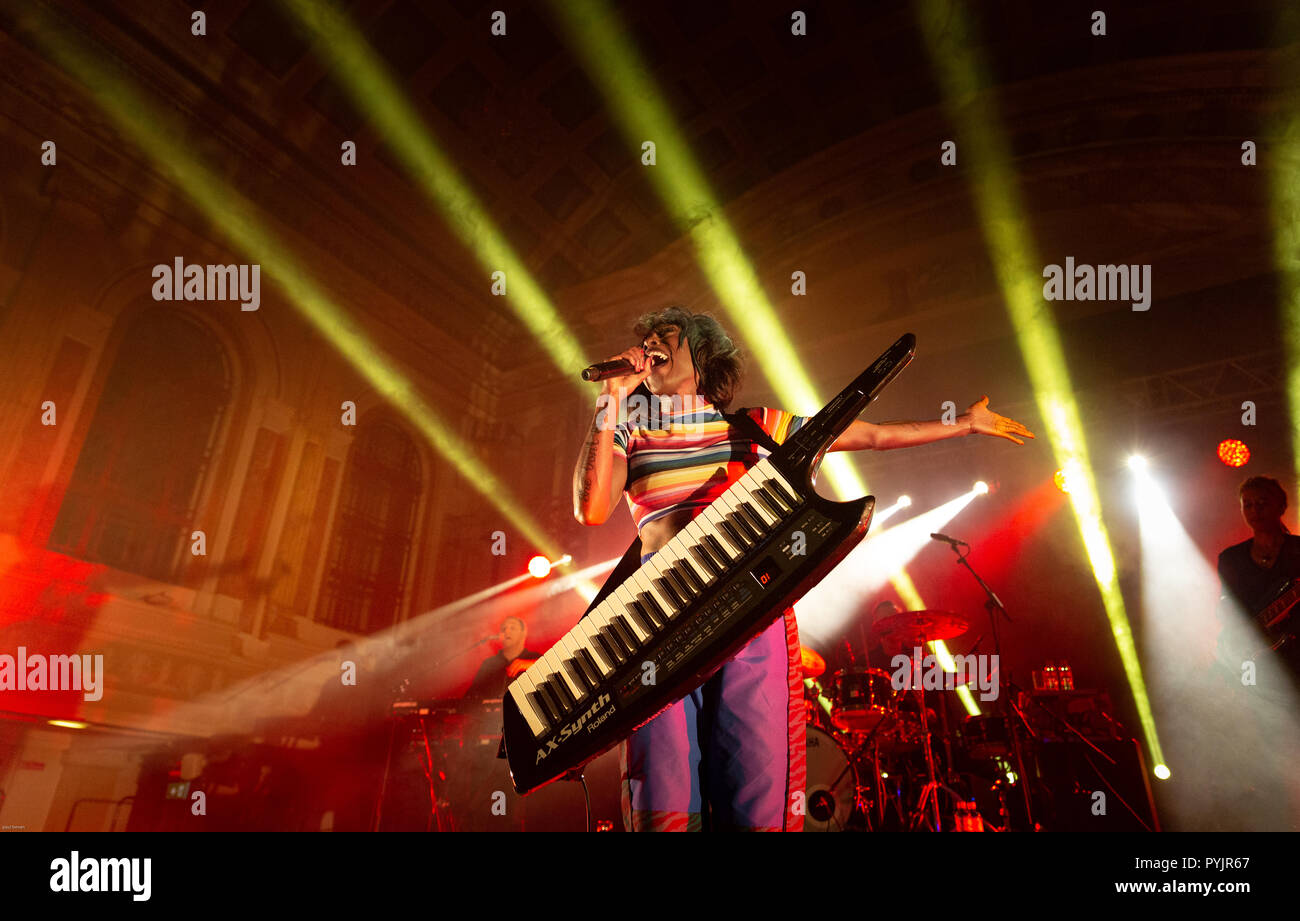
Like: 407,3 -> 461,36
829,667 -> 898,734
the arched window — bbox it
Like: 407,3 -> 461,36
317,416 -> 423,633
50,309 -> 231,582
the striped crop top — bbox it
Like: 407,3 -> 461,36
611,397 -> 810,531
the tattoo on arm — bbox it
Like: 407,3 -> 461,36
576,414 -> 601,507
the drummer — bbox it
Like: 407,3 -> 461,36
865,599 -> 902,667
828,598 -> 900,671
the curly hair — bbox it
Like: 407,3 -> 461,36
633,306 -> 743,410
1239,475 -> 1287,510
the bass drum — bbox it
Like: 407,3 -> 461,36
803,725 -> 857,832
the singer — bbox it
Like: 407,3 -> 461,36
466,617 -> 542,699
571,306 -> 1033,832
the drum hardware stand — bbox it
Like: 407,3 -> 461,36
830,715 -> 890,831
822,638 -> 898,830
939,537 -> 1037,831
906,679 -> 964,831
935,684 -> 960,787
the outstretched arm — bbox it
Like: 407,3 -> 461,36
829,396 -> 1034,451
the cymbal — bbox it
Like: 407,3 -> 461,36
872,610 -> 969,647
799,646 -> 827,678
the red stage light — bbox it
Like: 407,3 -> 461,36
1217,439 -> 1249,467
527,555 -> 551,578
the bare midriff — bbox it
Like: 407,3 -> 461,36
638,507 -> 697,556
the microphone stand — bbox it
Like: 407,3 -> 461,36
393,633 -> 498,697
940,539 -> 1037,831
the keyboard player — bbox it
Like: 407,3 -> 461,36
467,616 -> 543,700
572,306 -> 1034,831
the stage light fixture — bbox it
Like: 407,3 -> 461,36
1153,764 -> 1171,781
898,495 -> 913,508
1127,454 -> 1149,471
873,496 -> 912,526
528,556 -> 552,579
974,480 -> 989,495
1217,439 -> 1250,468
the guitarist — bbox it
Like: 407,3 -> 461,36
573,306 -> 1034,831
1216,476 -> 1300,685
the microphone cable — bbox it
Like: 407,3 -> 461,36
580,773 -> 593,832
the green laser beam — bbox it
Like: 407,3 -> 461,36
547,0 -> 868,498
20,3 -> 563,558
916,0 -> 1162,767
1269,7 -> 1300,499
281,0 -> 588,381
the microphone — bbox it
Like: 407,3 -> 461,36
581,358 -> 634,382
580,353 -> 665,382
930,532 -> 969,547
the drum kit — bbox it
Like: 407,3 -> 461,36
798,608 -> 1028,832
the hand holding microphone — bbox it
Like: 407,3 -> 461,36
581,345 -> 656,392
581,356 -> 636,381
